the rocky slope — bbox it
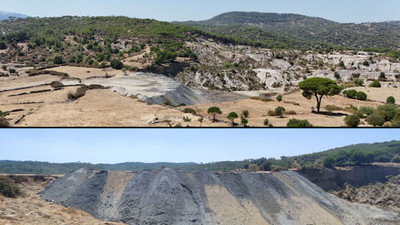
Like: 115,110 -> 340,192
332,174 -> 400,211
61,72 -> 207,106
175,39 -> 400,92
41,168 -> 400,225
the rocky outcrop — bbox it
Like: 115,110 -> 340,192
41,168 -> 400,225
61,72 -> 207,106
176,39 -> 400,91
298,165 -> 400,191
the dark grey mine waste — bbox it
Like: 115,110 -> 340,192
41,168 -> 400,225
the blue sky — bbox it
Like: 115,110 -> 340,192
2,0 -> 400,23
0,129 -> 399,164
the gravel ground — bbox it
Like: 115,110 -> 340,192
41,169 -> 400,225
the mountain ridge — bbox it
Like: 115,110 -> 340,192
0,11 -> 27,20
177,11 -> 400,50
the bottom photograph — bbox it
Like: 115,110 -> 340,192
1,129 -> 400,225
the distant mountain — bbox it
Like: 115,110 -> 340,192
0,11 -> 27,20
178,11 -> 400,50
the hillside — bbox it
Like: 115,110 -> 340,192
189,140 -> 400,171
179,11 -> 400,51
0,160 -> 196,175
0,11 -> 27,20
40,168 -> 400,225
2,140 -> 400,175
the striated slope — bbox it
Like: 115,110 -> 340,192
41,168 -> 400,225
61,72 -> 207,106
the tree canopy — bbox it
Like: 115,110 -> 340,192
299,77 -> 342,112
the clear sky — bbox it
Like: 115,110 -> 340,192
1,0 -> 400,23
0,129 -> 399,164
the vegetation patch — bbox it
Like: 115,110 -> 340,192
0,176 -> 22,198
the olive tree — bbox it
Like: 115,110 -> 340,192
299,77 -> 342,113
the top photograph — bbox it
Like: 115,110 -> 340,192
0,0 -> 400,127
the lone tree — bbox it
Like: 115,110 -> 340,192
299,77 -> 342,113
227,112 -> 239,127
207,107 -> 222,122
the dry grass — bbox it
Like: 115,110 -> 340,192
0,175 -> 125,225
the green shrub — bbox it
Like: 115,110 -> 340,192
357,106 -> 375,118
344,115 -> 360,127
356,91 -> 367,101
386,96 -> 396,104
242,110 -> 249,118
392,113 -> 400,127
287,119 -> 313,127
376,104 -> 399,121
241,117 -> 249,127
369,80 -> 381,88
183,108 -> 197,115
334,71 -> 341,80
110,58 -> 124,70
379,72 -> 386,80
352,78 -> 364,87
263,119 -> 269,126
323,156 -> 335,168
0,176 -> 21,198
275,106 -> 286,117
53,54 -> 63,64
363,60 -> 370,66
248,164 -> 259,172
276,94 -> 282,102
0,41 -> 6,50
345,89 -> 357,99
366,113 -> 385,127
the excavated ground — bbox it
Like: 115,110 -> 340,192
0,174 -> 125,225
41,168 -> 400,225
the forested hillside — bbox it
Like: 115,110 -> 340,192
0,161 -> 196,174
1,141 -> 399,174
179,11 -> 400,51
0,16 -> 276,68
188,140 -> 400,171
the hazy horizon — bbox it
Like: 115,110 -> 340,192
0,129 -> 399,164
2,0 -> 400,23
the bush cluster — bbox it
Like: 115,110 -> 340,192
0,176 -> 21,198
343,89 -> 367,100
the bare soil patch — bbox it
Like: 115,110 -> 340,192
47,66 -> 125,80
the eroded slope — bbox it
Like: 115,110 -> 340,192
41,168 -> 400,225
